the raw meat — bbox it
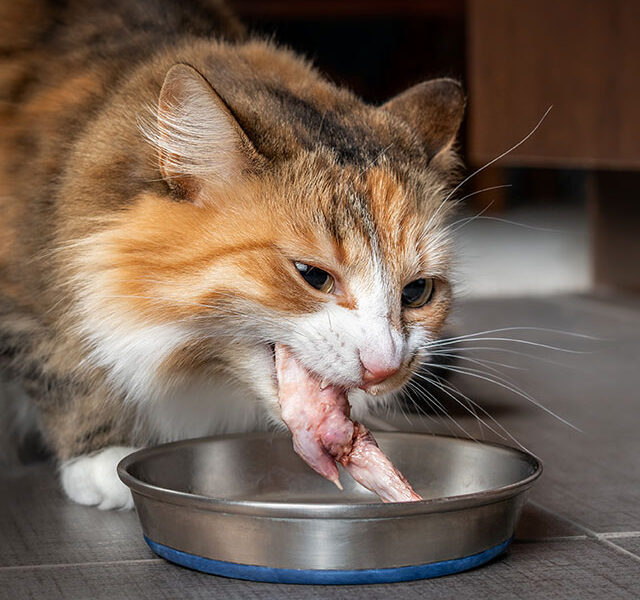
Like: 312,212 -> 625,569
275,344 -> 422,503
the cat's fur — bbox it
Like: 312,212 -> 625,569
0,0 -> 464,508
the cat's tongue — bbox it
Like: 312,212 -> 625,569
274,343 -> 422,502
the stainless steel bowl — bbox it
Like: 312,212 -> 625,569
118,432 -> 541,584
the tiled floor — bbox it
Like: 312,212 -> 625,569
1,294 -> 639,599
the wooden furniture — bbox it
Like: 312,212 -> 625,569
467,0 -> 640,293
232,0 -> 463,19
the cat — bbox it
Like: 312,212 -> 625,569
0,0 -> 464,509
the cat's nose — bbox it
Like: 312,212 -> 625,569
359,352 -> 402,386
358,324 -> 404,387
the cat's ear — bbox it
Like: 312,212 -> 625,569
382,78 -> 465,162
153,64 -> 261,202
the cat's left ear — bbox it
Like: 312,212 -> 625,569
152,63 -> 262,203
382,78 -> 465,163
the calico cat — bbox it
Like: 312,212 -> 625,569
0,0 -> 464,509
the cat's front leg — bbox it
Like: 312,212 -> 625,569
34,380 -> 141,510
60,446 -> 137,510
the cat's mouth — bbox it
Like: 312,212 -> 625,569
267,342 -> 345,390
266,342 -> 417,399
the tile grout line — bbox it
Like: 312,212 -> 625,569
594,539 -> 640,564
514,535 -> 589,543
0,558 -> 165,572
598,532 -> 640,540
529,501 -> 640,564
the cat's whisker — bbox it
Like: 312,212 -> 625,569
422,106 -> 552,241
402,379 -> 467,440
454,215 -> 568,234
428,362 -> 580,431
436,198 -> 497,238
426,345 -> 576,364
428,325 -> 599,344
419,371 -> 490,435
413,367 -> 532,453
430,346 -> 594,382
424,336 -> 591,355
421,327 -> 599,359
421,192 -> 500,248
444,107 -> 553,205
411,370 -> 508,443
449,184 -> 512,209
393,382 -> 422,428
424,347 -> 597,382
427,350 -> 527,372
419,387 -> 480,442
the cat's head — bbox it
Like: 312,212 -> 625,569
72,58 -> 464,426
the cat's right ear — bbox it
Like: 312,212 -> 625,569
152,64 -> 262,203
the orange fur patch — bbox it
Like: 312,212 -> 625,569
76,156 -> 454,345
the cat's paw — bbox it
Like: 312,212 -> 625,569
60,446 -> 137,510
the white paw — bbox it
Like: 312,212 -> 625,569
60,446 -> 137,510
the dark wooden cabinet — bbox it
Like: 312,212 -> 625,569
467,0 -> 640,169
468,0 -> 640,293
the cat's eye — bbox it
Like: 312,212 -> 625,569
401,278 -> 434,308
294,262 -> 335,293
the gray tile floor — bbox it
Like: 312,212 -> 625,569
1,294 -> 639,598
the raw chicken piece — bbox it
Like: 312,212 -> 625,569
275,344 -> 422,503
340,422 -> 422,503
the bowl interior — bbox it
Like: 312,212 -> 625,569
125,433 -> 538,505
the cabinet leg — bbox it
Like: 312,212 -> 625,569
589,171 -> 640,294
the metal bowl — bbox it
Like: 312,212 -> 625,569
118,432 -> 541,584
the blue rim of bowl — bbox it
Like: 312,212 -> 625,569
144,535 -> 512,585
